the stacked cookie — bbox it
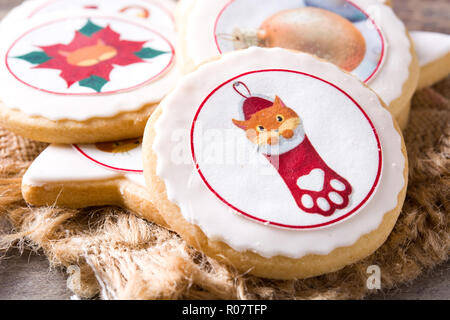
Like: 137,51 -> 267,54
1,0 -> 448,280
1,0 -> 179,228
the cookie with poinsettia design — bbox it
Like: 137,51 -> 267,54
177,0 -> 419,130
143,47 -> 408,279
22,138 -> 167,228
0,11 -> 179,143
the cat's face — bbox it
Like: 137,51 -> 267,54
232,96 -> 301,146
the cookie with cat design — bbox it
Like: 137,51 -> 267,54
177,0 -> 419,130
22,138 -> 167,228
411,31 -> 450,89
0,9 -> 179,143
143,47 -> 408,279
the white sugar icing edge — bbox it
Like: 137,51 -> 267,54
152,47 -> 405,259
411,31 -> 450,67
0,0 -> 177,31
0,11 -> 181,121
183,0 -> 411,106
23,144 -> 146,188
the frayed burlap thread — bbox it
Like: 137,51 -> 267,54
0,77 -> 448,300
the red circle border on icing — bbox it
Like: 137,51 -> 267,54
213,0 -> 386,84
27,0 -> 176,23
73,144 -> 143,173
190,69 -> 383,230
5,16 -> 175,96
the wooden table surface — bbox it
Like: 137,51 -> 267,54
0,0 -> 449,300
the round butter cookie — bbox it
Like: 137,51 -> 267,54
0,11 -> 179,143
411,31 -> 450,89
177,0 -> 419,130
143,47 -> 408,279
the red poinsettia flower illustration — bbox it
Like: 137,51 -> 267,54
16,20 -> 168,92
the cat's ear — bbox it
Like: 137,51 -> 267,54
273,96 -> 287,108
232,119 -> 248,130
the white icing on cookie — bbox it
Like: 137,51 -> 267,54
411,31 -> 450,67
182,0 -> 411,105
23,144 -> 145,187
297,169 -> 325,192
0,11 -> 180,121
152,47 -> 405,258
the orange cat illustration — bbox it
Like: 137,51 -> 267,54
58,39 -> 117,67
231,82 -> 352,217
232,96 -> 301,146
95,138 -> 142,153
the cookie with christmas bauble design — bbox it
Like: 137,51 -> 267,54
22,137 -> 168,228
0,9 -> 179,143
177,0 -> 419,130
142,47 -> 408,280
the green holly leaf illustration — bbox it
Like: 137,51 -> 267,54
135,47 -> 168,59
15,51 -> 52,64
79,20 -> 103,37
79,75 -> 108,92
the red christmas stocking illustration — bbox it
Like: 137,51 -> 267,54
232,82 -> 352,217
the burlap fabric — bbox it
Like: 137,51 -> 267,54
0,77 -> 448,299
0,0 -> 449,300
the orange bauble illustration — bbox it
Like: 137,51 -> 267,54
95,137 -> 142,153
232,7 -> 366,72
259,8 -> 366,71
